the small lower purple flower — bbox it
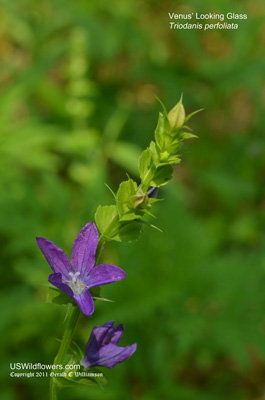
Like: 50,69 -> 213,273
36,222 -> 126,317
147,186 -> 159,198
80,321 -> 136,369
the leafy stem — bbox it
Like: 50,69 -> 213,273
54,305 -> 81,366
50,305 -> 81,400
94,99 -> 200,243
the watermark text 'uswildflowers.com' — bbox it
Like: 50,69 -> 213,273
10,362 -> 81,370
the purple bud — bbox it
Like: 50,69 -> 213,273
147,186 -> 159,198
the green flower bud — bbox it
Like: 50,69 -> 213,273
131,189 -> 149,208
167,100 -> 185,130
159,150 -> 170,162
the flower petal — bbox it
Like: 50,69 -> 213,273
94,322 -> 115,346
48,273 -> 74,298
110,324 -> 124,345
82,343 -> 137,369
36,237 -> 71,279
85,264 -> 126,289
71,222 -> 98,275
73,289 -> 94,317
83,321 -> 115,356
98,343 -> 137,369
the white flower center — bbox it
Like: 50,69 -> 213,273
66,271 -> 86,294
69,271 -> 80,283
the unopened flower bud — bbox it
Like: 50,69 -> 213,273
167,100 -> 185,130
147,186 -> 159,198
131,189 -> 149,208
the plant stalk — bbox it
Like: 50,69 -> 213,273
50,305 -> 81,400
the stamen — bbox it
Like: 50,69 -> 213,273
82,283 -> 89,288
62,271 -> 87,294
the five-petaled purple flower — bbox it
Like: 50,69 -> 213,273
36,222 -> 126,317
81,321 -> 136,369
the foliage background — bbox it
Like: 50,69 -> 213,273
1,0 -> 265,399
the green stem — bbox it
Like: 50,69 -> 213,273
50,377 -> 58,400
96,235 -> 106,262
54,305 -> 81,365
50,305 -> 81,400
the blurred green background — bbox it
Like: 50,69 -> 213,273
1,0 -> 265,399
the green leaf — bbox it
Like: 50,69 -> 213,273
181,132 -> 198,140
155,112 -> 168,150
47,287 -> 71,306
156,155 -> 181,166
116,179 -> 138,218
112,221 -> 143,242
148,197 -> 164,204
141,208 -> 156,219
150,165 -> 173,187
93,296 -> 114,302
184,108 -> 203,123
148,141 -> 160,165
182,125 -> 193,131
141,219 -> 163,233
104,183 -> 116,198
155,96 -> 168,116
95,205 -> 119,238
119,210 -> 144,222
138,148 -> 153,183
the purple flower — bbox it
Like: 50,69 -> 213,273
36,222 -> 126,317
147,186 -> 159,198
81,321 -> 136,369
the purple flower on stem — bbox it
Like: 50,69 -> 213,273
147,186 -> 159,198
81,321 -> 136,369
36,222 -> 126,317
